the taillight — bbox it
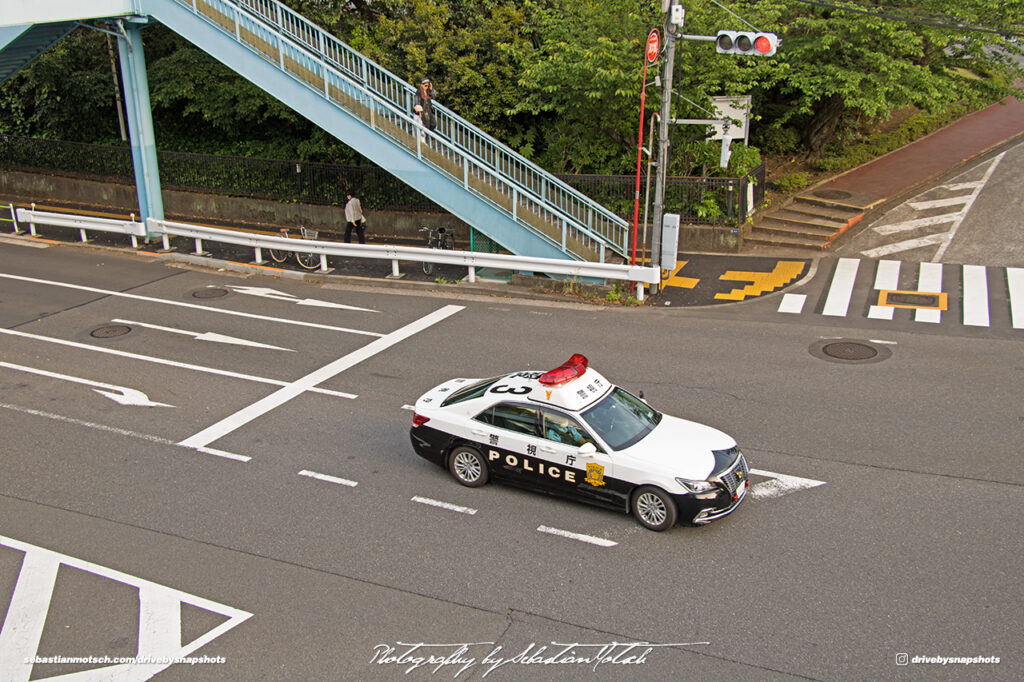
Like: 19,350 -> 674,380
412,413 -> 429,427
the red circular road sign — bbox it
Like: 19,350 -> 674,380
645,29 -> 660,62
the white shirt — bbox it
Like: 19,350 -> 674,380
345,197 -> 364,223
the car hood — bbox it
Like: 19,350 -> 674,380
619,414 -> 736,480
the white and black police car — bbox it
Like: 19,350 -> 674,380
409,354 -> 749,531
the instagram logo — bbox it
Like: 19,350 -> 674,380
896,653 -> 909,666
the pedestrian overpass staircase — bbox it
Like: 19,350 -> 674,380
0,0 -> 630,263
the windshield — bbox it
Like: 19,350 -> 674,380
441,376 -> 501,407
581,387 -> 661,451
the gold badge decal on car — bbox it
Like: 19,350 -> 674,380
585,462 -> 606,487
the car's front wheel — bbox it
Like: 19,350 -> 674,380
448,446 -> 488,487
632,486 -> 677,531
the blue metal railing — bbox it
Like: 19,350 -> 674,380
170,0 -> 628,260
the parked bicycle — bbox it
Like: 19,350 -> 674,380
267,226 -> 321,270
418,225 -> 454,275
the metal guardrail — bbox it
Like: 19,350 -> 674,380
169,0 -> 628,260
12,209 -> 659,299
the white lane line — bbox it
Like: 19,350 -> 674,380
908,196 -> 970,210
0,328 -> 357,399
195,446 -> 252,462
0,272 -> 384,337
860,233 -> 949,259
112,318 -> 295,351
412,496 -> 477,515
299,469 -> 358,487
915,262 -> 943,324
748,468 -> 826,500
0,538 -> 62,668
0,361 -> 174,407
822,258 -> 860,317
777,293 -> 806,314
961,265 -> 990,327
867,259 -> 900,320
178,305 -> 464,450
1009,268 -> 1024,330
872,214 -> 957,235
537,525 -> 617,548
0,402 -> 250,462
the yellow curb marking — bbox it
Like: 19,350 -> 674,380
662,260 -> 699,289
715,261 -> 806,301
877,289 -> 948,311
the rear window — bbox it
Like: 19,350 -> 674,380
441,376 -> 501,407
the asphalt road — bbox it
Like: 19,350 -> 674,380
1,238 -> 1021,681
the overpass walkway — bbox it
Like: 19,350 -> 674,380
1,0 -> 629,262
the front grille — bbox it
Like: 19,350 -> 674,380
719,454 -> 749,496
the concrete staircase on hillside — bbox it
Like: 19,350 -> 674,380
747,187 -> 884,250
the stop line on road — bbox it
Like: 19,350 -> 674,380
778,258 -> 1024,329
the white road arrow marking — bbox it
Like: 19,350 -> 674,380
748,468 -> 826,500
0,535 -> 252,682
0,361 -> 174,407
225,285 -> 378,312
112,318 -> 294,351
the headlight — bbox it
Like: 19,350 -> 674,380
676,477 -> 716,493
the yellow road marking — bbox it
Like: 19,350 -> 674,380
877,289 -> 948,311
714,261 -> 806,301
662,260 -> 699,289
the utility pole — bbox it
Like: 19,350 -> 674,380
651,0 -> 682,271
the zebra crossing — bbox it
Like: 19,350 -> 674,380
778,258 -> 1024,330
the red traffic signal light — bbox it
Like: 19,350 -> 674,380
716,31 -> 778,57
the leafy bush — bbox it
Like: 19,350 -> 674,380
773,172 -> 811,193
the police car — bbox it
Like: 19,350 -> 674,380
409,354 -> 749,531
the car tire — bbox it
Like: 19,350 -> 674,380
631,486 -> 677,531
448,446 -> 488,487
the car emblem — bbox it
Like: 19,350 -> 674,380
584,463 -> 605,487
737,470 -> 743,480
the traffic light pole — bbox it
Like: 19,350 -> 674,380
650,9 -> 678,277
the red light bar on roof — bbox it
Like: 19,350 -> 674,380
539,353 -> 589,386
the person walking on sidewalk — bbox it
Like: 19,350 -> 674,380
344,191 -> 366,244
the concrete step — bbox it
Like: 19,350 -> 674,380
763,209 -> 847,230
784,199 -> 864,223
751,220 -> 836,241
744,231 -> 831,250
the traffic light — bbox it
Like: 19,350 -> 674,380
716,31 -> 778,57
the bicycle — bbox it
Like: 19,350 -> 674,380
267,226 -> 322,270
419,226 -> 454,275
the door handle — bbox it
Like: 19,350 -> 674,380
471,429 -> 488,437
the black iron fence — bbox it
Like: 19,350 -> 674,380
0,135 -> 763,225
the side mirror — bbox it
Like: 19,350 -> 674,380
578,442 -> 597,457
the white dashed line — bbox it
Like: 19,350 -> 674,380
411,496 -> 477,515
298,470 -> 358,487
537,525 -> 617,547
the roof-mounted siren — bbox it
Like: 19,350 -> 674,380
539,354 -> 589,386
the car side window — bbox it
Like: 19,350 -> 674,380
541,410 -> 595,448
474,403 -> 540,436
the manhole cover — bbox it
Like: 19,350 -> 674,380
192,287 -> 229,299
886,292 -> 940,307
90,324 -> 132,339
811,189 -> 853,200
822,341 -> 878,361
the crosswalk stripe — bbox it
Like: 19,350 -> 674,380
822,258 -> 860,317
867,260 -> 900,320
915,263 -> 943,324
962,265 -> 990,327
1009,268 -> 1024,329
908,197 -> 969,210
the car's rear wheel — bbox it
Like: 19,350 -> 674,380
448,446 -> 488,487
632,486 -> 677,531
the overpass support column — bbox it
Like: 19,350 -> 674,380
116,19 -> 164,235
